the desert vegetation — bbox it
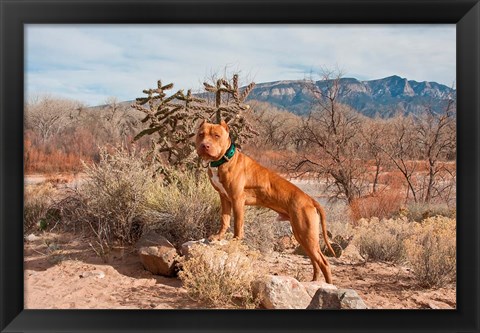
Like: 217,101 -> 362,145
24,71 -> 456,309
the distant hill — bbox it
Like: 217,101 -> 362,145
247,75 -> 455,117
110,75 -> 455,118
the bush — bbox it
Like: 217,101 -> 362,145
78,146 -> 155,245
244,207 -> 277,254
350,190 -> 404,221
403,202 -> 456,222
142,169 -> 221,247
404,216 -> 456,288
178,241 -> 260,308
24,183 -> 57,232
323,202 -> 354,240
353,217 -> 412,263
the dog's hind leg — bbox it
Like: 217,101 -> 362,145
291,209 -> 333,283
301,237 -> 332,283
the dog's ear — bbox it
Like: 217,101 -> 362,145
197,119 -> 207,130
220,120 -> 229,132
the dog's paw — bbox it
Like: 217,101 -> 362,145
208,234 -> 222,241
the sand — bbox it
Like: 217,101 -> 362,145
24,231 -> 455,310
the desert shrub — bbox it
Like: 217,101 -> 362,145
350,190 -> 404,221
353,217 -> 412,263
403,202 -> 456,222
404,216 -> 456,288
244,207 -> 277,254
24,183 -> 57,232
142,169 -> 221,247
323,202 -> 353,240
77,146 -> 155,245
178,241 -> 260,308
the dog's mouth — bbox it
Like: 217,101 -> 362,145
196,148 -> 218,161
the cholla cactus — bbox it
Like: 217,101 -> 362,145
203,74 -> 257,145
132,74 -> 257,176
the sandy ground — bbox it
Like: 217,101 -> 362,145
24,231 -> 456,310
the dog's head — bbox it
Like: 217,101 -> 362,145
195,120 -> 230,161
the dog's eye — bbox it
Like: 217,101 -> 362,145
199,133 -> 204,138
214,134 -> 220,138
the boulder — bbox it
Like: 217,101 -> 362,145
180,238 -> 229,258
136,230 -> 179,277
301,281 -> 337,298
252,275 -> 311,309
180,239 -> 208,257
307,288 -> 368,309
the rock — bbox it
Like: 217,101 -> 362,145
301,281 -> 337,298
252,275 -> 311,309
274,235 -> 298,252
180,239 -> 208,257
136,230 -> 179,277
25,233 -> 40,242
180,238 -> 229,257
79,270 -> 105,279
307,288 -> 368,309
340,244 -> 364,264
293,245 -> 307,257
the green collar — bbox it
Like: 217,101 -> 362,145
210,143 -> 236,168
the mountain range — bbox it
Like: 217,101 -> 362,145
246,75 -> 455,117
111,75 -> 455,118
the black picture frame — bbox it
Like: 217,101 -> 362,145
1,0 -> 479,332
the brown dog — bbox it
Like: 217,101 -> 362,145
195,120 -> 334,283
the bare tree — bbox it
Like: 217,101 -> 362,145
25,95 -> 82,142
414,98 -> 456,203
288,70 -> 368,203
379,113 -> 421,202
101,97 -> 140,145
360,117 -> 389,194
248,101 -> 300,150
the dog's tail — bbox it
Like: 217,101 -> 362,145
313,200 -> 336,257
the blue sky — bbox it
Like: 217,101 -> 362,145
25,24 -> 455,106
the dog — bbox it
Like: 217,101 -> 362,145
195,120 -> 334,283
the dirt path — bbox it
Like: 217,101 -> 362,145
24,232 -> 204,309
24,231 -> 455,310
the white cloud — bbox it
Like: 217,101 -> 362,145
25,24 -> 456,105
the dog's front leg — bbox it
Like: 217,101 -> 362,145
232,195 -> 246,240
210,195 -> 231,241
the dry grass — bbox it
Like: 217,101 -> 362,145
75,146 -> 155,246
404,216 -> 456,288
350,190 -> 404,221
24,183 -> 57,232
353,217 -> 413,263
323,202 -> 354,240
178,241 -> 260,308
244,207 -> 278,254
353,215 -> 456,288
142,169 -> 221,247
403,202 -> 456,222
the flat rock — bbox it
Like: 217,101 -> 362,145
252,275 -> 311,309
79,270 -> 106,279
25,233 -> 41,242
136,230 -> 179,277
307,288 -> 368,309
180,238 -> 229,257
180,239 -> 208,257
301,281 -> 337,298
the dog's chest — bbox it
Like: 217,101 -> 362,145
209,167 -> 229,197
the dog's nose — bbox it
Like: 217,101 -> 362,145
201,143 -> 210,151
